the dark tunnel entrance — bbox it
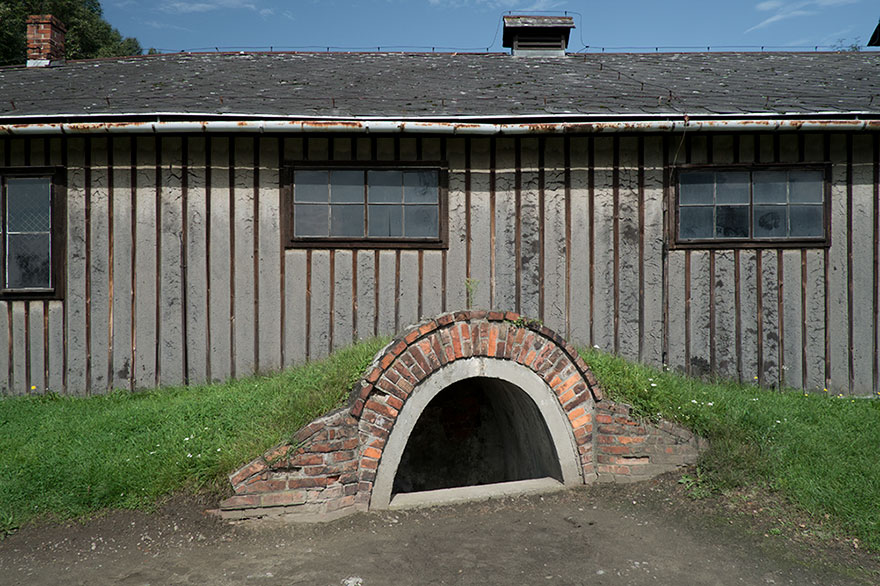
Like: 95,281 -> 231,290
391,376 -> 563,496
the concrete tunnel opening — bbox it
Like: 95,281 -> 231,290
391,376 -> 564,497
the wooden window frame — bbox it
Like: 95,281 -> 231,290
670,163 -> 832,250
282,161 -> 448,250
0,166 -> 66,300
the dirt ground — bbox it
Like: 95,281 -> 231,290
1,473 -> 877,586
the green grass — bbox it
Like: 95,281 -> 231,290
0,338 -> 387,537
581,348 -> 880,551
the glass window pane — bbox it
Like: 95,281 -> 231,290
715,172 -> 749,204
330,204 -> 364,237
294,170 -> 329,203
754,206 -> 787,238
330,170 -> 364,203
679,172 -> 714,205
789,170 -> 824,203
368,205 -> 403,237
403,171 -> 439,203
7,233 -> 50,289
7,177 -> 51,232
294,204 -> 329,237
753,171 -> 787,203
789,205 -> 824,238
715,205 -> 749,238
368,171 -> 403,203
679,206 -> 714,239
404,205 -> 439,238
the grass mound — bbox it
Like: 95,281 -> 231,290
582,348 -> 880,551
0,338 -> 387,537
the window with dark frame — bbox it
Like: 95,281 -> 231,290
675,167 -> 827,246
287,165 -> 446,248
1,171 -> 59,296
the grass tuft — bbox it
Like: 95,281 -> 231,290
0,338 -> 387,537
581,348 -> 880,551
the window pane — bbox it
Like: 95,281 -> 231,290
294,170 -> 329,203
754,206 -> 787,238
789,205 -> 824,238
368,205 -> 403,237
7,177 -> 51,232
7,233 -> 50,289
679,172 -> 714,205
330,204 -> 364,237
789,170 -> 824,203
330,170 -> 363,203
753,171 -> 787,203
715,205 -> 749,238
294,204 -> 329,237
715,172 -> 749,204
403,171 -> 439,203
679,206 -> 714,239
368,171 -> 403,203
404,205 -> 439,238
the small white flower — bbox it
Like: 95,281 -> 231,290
707,402 -> 713,406
691,399 -> 698,404
650,383 -> 657,387
775,420 -> 781,424
184,437 -> 190,442
593,345 -> 600,349
187,453 -> 192,458
217,448 -> 221,452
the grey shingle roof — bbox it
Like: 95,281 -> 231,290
0,51 -> 877,123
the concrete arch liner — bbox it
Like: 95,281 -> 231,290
370,358 -> 585,509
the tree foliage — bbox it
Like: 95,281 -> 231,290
0,0 -> 141,66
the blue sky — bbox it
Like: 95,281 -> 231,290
103,1 -> 879,53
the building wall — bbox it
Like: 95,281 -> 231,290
0,132 -> 877,396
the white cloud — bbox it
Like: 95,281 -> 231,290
755,1 -> 784,10
160,0 -> 261,14
428,0 -> 562,8
745,0 -> 859,33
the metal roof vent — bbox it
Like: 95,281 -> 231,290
502,15 -> 574,57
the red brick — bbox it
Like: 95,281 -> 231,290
261,491 -> 308,507
437,313 -> 454,326
291,453 -> 324,467
365,398 -> 399,420
431,334 -> 448,366
404,328 -> 422,344
571,415 -> 590,428
361,457 -> 378,470
459,323 -> 472,355
558,387 -> 576,405
557,373 -> 581,395
619,435 -> 646,445
487,324 -> 499,356
596,413 -> 613,424
600,445 -> 632,455
504,311 -> 519,321
385,394 -> 405,411
418,321 -> 438,336
363,446 -> 382,460
488,311 -> 505,321
229,460 -> 268,487
350,398 -> 365,418
332,450 -> 356,462
567,406 -> 586,421
221,494 -> 261,509
288,477 -> 329,489
245,479 -> 288,493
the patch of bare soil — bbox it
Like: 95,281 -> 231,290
1,472 -> 877,586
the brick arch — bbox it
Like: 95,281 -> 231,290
220,311 -> 703,521
351,311 -> 601,508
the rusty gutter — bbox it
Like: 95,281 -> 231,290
1,119 -> 878,135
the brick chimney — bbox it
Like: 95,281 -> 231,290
26,15 -> 66,67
